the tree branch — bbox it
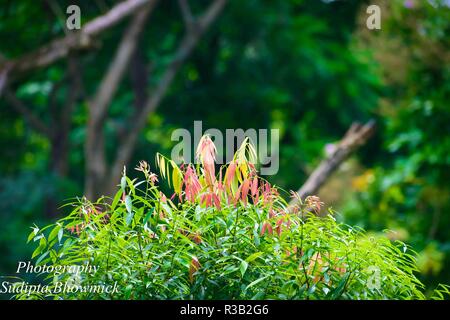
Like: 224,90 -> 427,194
109,0 -> 228,192
129,48 -> 149,112
47,54 -> 83,177
64,54 -> 84,119
88,2 -> 156,126
84,2 -> 156,199
290,120 -> 376,206
0,0 -> 154,81
48,75 -> 68,127
178,0 -> 194,30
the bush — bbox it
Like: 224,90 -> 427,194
18,136 -> 448,300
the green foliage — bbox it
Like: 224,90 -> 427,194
343,0 -> 450,290
17,138 -> 446,300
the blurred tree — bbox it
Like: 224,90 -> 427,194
1,0 -> 227,202
344,0 -> 450,293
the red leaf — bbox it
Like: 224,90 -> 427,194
241,179 -> 250,205
189,257 -> 201,283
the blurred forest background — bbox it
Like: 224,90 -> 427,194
0,0 -> 449,296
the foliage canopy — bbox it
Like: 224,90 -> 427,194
18,137 -> 448,300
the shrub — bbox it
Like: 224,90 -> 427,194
18,136 -> 448,300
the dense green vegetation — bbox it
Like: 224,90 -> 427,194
16,138 -> 446,299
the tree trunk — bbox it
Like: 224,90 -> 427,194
84,4 -> 156,200
290,120 -> 376,207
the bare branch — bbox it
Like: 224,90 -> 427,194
178,0 -> 194,30
50,54 -> 84,177
84,2 -> 156,199
0,0 -> 155,78
88,3 -> 156,126
289,120 -> 376,206
197,0 -> 227,30
3,89 -> 51,137
0,67 -> 9,97
109,0 -> 228,192
130,49 -> 149,111
63,54 -> 83,123
48,76 -> 67,119
83,0 -> 153,36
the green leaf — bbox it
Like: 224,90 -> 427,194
125,195 -> 132,214
222,266 -> 239,275
126,212 -> 134,226
240,260 -> 248,277
124,284 -> 133,299
253,223 -> 260,246
143,208 -> 155,225
120,176 -> 127,192
36,251 -> 49,265
32,239 -> 46,259
328,273 -> 350,299
27,232 -> 35,244
245,275 -> 270,291
111,189 -> 122,211
27,227 -> 38,244
134,180 -> 146,189
48,225 -> 61,243
307,283 -> 317,295
57,227 -> 64,243
161,203 -> 172,216
160,156 -> 166,179
126,177 -> 136,195
246,252 -> 263,263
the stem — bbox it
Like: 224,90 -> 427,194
231,207 -> 240,253
299,219 -> 311,297
165,206 -> 180,280
133,213 -> 144,259
335,271 -> 353,300
212,211 -> 219,247
104,226 -> 114,300
145,196 -> 160,264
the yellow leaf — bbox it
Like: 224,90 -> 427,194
171,161 -> 182,194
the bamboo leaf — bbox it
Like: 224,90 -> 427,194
111,189 -> 122,211
328,273 -> 350,299
143,207 -> 155,225
240,260 -> 248,277
120,176 -> 127,192
126,212 -> 134,226
125,195 -> 132,215
57,227 -> 64,243
245,275 -> 270,291
36,251 -> 49,265
48,225 -> 61,243
246,252 -> 263,263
